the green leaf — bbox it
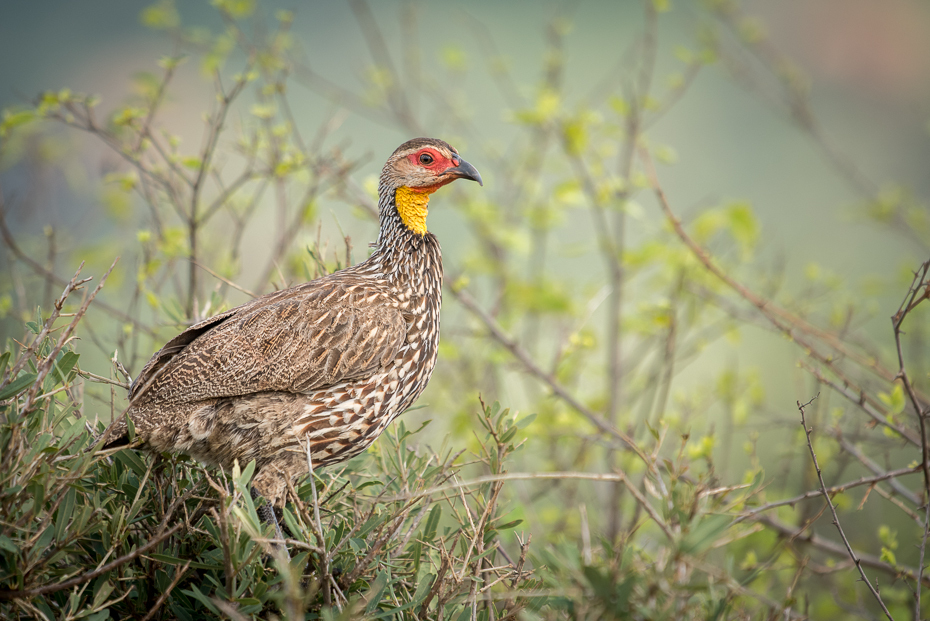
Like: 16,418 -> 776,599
180,156 -> 201,170
0,108 -> 37,138
183,585 -> 220,614
281,507 -> 304,541
680,514 -> 731,555
0,534 -> 18,553
441,45 -> 467,72
371,576 -> 434,617
880,547 -> 897,565
0,373 -> 37,400
149,554 -> 221,570
249,103 -> 276,120
365,570 -> 390,614
234,597 -> 262,614
92,580 -> 115,610
878,384 -> 906,415
55,487 -> 76,543
113,449 -> 147,477
35,525 -> 55,551
237,459 -> 256,488
212,0 -> 255,19
141,0 -> 180,29
726,201 -> 759,253
50,351 -> 80,385
423,504 -> 442,541
500,427 -> 518,444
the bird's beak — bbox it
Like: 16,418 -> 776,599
445,157 -> 483,186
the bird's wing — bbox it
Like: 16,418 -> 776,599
129,277 -> 408,406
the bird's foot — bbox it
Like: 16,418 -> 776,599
251,486 -> 290,561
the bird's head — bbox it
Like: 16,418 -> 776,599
380,137 -> 482,236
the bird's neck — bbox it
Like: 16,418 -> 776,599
370,185 -> 442,280
393,186 -> 430,236
375,185 -> 431,247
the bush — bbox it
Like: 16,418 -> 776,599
0,293 -> 540,618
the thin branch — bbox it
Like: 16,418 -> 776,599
892,260 -> 930,499
451,286 -> 649,465
302,436 -> 332,609
379,470 -> 689,503
641,149 -> 902,387
77,369 -> 130,390
0,205 -> 154,336
192,260 -> 257,299
139,560 -> 191,621
798,395 -> 894,620
735,465 -> 921,525
0,523 -> 183,600
919,501 -> 930,619
803,362 -> 919,446
23,258 -> 119,413
828,430 -> 921,507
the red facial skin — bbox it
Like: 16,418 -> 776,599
405,148 -> 460,193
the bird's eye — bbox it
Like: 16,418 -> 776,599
418,152 -> 434,165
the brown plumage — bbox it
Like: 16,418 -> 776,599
105,138 -> 482,507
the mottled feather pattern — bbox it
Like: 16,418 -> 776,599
107,138 -> 467,506
130,278 -> 408,407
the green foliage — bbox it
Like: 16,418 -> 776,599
0,309 -> 539,619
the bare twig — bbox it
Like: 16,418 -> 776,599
139,560 -> 191,621
641,150 -> 902,387
378,470 -> 675,503
4,264 -> 90,383
735,464 -> 921,525
920,500 -> 930,619
302,436 -> 332,609
0,206 -> 154,336
892,260 -> 930,498
23,258 -> 119,413
828,431 -> 921,507
0,522 -> 183,600
77,369 -> 129,389
451,286 -> 649,466
192,260 -> 258,299
890,259 -> 930,618
798,395 -> 894,620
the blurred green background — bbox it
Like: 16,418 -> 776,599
2,0 -> 927,274
2,0 -> 928,443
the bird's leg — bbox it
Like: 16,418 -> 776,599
250,486 -> 289,559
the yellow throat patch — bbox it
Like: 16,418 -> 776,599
395,186 -> 432,236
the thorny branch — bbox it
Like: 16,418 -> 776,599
892,260 -> 930,498
891,259 -> 930,618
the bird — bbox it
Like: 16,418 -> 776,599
104,137 -> 482,514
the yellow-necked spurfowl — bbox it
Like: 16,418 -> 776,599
105,137 -> 482,510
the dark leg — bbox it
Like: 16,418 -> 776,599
250,486 -> 289,559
